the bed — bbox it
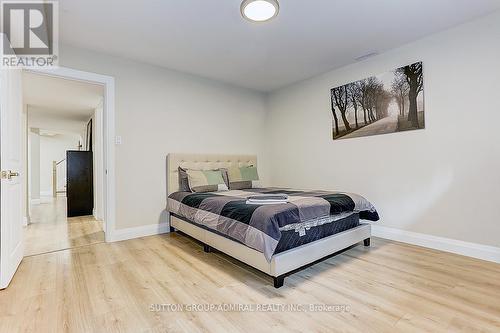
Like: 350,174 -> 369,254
166,154 -> 379,288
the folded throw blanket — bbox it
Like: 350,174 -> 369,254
247,194 -> 289,201
246,199 -> 288,205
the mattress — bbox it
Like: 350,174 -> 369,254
274,213 -> 360,254
171,212 -> 360,256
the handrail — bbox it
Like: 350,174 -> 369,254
53,159 -> 66,197
53,161 -> 57,197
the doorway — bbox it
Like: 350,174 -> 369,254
1,66 -> 115,288
23,71 -> 105,256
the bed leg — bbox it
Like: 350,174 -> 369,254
273,276 -> 285,288
363,238 -> 371,247
203,244 -> 212,253
169,226 -> 176,233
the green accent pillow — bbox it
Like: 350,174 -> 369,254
226,166 -> 259,189
186,169 -> 225,193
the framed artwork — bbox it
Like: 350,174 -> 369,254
331,61 -> 424,140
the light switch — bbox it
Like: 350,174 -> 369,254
115,136 -> 122,145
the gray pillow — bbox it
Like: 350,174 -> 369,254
178,166 -> 218,193
178,167 -> 191,192
220,168 -> 230,188
228,181 -> 253,190
220,167 -> 253,190
191,184 -> 219,193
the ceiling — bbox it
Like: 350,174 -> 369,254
60,0 -> 500,91
28,109 -> 91,135
23,71 -> 104,122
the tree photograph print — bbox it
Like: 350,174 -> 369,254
330,61 -> 424,140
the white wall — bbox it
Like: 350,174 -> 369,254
56,12 -> 500,250
59,46 -> 268,230
39,134 -> 80,195
265,12 -> 500,248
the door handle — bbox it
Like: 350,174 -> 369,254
1,170 -> 20,180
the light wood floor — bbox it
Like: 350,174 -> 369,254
24,196 -> 104,256
1,231 -> 499,333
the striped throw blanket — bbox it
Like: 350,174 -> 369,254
167,188 -> 379,261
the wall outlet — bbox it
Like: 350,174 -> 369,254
115,136 -> 122,145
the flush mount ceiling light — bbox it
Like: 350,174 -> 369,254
241,0 -> 279,23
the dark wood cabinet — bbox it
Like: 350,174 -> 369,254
66,151 -> 93,217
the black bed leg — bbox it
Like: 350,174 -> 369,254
203,244 -> 212,253
363,238 -> 371,247
169,226 -> 176,233
273,276 -> 285,288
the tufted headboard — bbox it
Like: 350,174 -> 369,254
166,153 -> 257,195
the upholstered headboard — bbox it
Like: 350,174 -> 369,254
166,153 -> 257,195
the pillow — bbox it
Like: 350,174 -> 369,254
229,180 -> 253,190
186,169 -> 225,193
226,166 -> 259,190
178,167 -> 191,192
220,168 -> 230,188
220,168 -> 247,189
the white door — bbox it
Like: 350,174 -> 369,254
0,68 -> 24,289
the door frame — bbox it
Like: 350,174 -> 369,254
25,67 -> 116,242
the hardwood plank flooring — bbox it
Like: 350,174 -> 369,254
1,231 -> 499,333
24,196 -> 104,256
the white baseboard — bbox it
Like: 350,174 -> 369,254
371,225 -> 500,264
104,222 -> 500,264
107,223 -> 171,242
30,198 -> 41,205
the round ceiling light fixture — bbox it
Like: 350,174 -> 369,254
241,0 -> 279,23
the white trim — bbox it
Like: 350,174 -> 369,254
109,223 -> 170,242
22,216 -> 28,227
30,199 -> 40,205
372,225 -> 500,264
40,190 -> 52,196
25,67 -> 116,242
92,97 -> 105,221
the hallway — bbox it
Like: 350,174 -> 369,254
25,196 -> 104,257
